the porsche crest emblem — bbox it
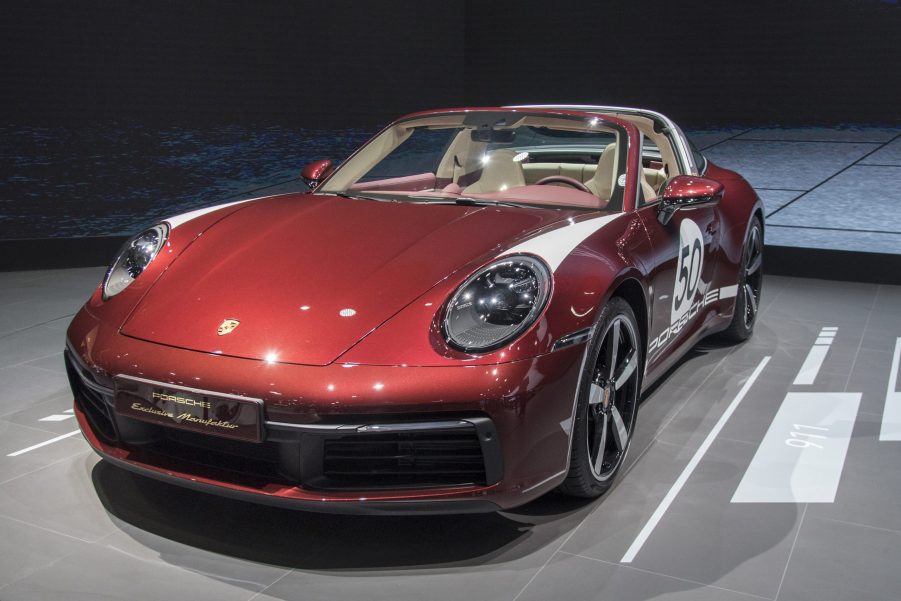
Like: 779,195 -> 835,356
217,319 -> 240,336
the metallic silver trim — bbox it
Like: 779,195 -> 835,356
263,419 -> 476,434
552,326 -> 595,351
506,104 -> 698,176
112,374 -> 264,407
105,372 -> 481,437
355,420 -> 472,433
265,420 -> 364,432
521,469 -> 568,494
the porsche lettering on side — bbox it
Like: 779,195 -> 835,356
66,106 -> 764,514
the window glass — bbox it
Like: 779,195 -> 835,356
319,112 -> 631,212
358,127 -> 456,182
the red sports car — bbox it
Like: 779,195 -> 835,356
66,105 -> 763,513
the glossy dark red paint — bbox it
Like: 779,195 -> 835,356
121,195 -> 586,366
300,159 -> 334,188
66,107 -> 763,513
661,174 -> 725,203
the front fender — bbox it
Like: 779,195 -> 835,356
339,212 -> 651,367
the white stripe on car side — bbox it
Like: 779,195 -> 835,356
164,199 -> 254,229
719,284 -> 739,299
499,214 -> 622,271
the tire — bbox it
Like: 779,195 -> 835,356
559,296 -> 642,498
719,216 -> 763,343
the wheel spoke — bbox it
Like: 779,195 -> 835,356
588,382 -> 604,406
610,406 -> 629,451
744,283 -> 758,318
593,413 -> 608,473
607,320 -> 621,380
613,348 -> 638,390
746,250 -> 762,275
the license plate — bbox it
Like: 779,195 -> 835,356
114,376 -> 263,443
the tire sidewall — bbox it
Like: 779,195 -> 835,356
731,217 -> 764,339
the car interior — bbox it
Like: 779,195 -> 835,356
327,112 -> 682,210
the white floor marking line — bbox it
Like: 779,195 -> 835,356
793,326 -> 837,385
38,414 -> 75,422
63,408 -> 74,414
879,337 -> 901,441
6,430 -> 81,457
620,356 -> 770,564
732,392 -> 861,503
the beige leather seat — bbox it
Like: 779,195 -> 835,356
585,143 -> 660,203
584,143 -> 617,199
644,168 -> 667,192
462,149 -> 525,194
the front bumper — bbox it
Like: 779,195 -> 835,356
66,310 -> 585,513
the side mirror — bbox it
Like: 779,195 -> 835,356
301,159 -> 334,189
657,175 -> 724,225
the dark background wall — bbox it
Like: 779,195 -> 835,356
464,0 -> 900,126
1,0 -> 899,250
1,0 -> 466,126
2,0 -> 898,128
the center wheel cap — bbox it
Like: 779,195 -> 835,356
602,384 -> 613,409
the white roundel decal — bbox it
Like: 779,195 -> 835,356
671,218 -> 704,325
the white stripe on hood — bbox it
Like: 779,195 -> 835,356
499,214 -> 621,271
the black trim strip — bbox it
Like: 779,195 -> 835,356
553,327 -> 594,351
92,447 -> 501,515
764,245 -> 901,285
0,236 -> 126,271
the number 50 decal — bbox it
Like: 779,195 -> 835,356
671,219 -> 704,325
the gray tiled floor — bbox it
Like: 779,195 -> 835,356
0,268 -> 900,600
686,126 -> 901,254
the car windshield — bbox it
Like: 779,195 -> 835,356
317,111 -> 629,211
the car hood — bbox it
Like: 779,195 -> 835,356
121,193 -> 579,365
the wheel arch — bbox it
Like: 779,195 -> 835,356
607,277 -> 648,354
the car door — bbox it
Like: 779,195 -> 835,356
638,188 -> 722,375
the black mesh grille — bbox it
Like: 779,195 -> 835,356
321,429 -> 487,490
65,348 -> 500,493
148,428 -> 287,482
65,352 -> 117,442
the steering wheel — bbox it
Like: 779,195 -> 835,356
534,175 -> 592,194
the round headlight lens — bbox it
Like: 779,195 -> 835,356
103,223 -> 169,299
443,255 -> 551,352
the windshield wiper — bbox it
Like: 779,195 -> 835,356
328,191 -> 396,202
407,195 -> 532,209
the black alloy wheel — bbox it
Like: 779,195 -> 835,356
560,297 -> 642,497
721,216 -> 764,342
742,221 -> 763,330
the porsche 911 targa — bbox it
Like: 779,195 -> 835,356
66,105 -> 763,513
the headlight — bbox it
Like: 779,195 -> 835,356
103,223 -> 169,299
443,255 -> 551,352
